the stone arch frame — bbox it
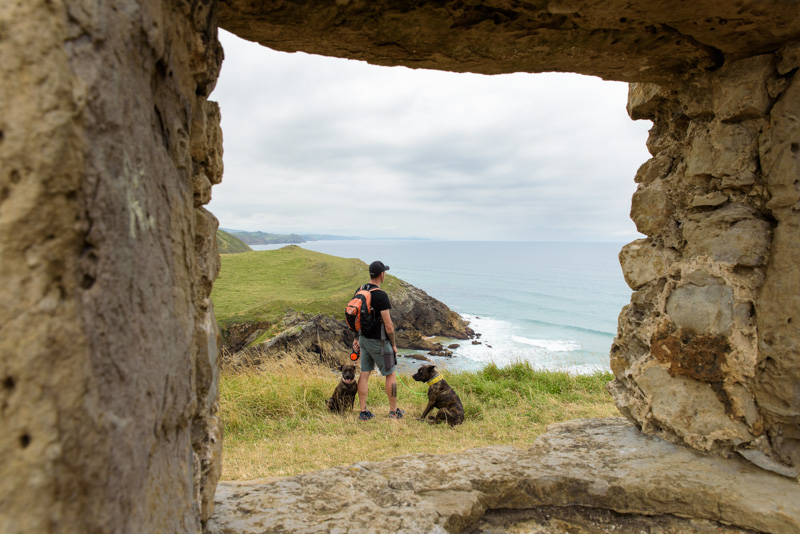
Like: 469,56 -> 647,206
1,1 -> 798,532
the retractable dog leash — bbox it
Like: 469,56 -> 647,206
348,330 -> 426,395
396,374 -> 426,396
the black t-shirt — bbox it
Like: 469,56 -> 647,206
361,283 -> 391,339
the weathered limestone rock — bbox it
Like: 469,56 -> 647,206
755,67 -> 800,470
713,54 -> 773,122
684,204 -> 772,267
630,181 -> 676,238
218,0 -> 800,84
618,239 -> 677,290
612,50 -> 800,471
0,0 -> 223,532
665,272 -> 734,335
208,418 -> 800,533
685,120 -> 760,188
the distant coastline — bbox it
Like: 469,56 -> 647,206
220,228 -> 427,245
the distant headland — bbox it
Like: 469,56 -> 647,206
220,228 -> 428,245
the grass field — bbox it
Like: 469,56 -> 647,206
211,246 -> 401,327
220,357 -> 618,480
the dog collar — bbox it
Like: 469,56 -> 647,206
426,374 -> 443,386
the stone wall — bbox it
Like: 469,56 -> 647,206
610,46 -> 800,472
0,0 -> 223,532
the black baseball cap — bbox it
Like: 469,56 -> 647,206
369,261 -> 390,277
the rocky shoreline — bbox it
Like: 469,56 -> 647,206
222,277 -> 474,369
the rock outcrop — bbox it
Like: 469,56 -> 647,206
391,278 -> 475,342
4,1 -> 800,532
225,314 -> 353,369
224,279 -> 474,367
208,418 -> 800,533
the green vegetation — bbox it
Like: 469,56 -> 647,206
226,230 -> 305,245
214,245 -> 618,482
211,246 -> 401,327
220,356 -> 618,480
216,229 -> 253,254
222,229 -> 361,245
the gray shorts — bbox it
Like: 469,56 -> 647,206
359,336 -> 396,376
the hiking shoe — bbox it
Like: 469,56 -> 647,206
358,410 -> 375,421
388,408 -> 405,419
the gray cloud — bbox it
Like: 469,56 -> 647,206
209,30 -> 652,241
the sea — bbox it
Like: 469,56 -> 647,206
251,240 -> 632,375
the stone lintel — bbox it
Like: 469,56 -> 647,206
218,1 -> 800,83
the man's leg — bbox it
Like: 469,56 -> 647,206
358,371 -> 370,412
385,372 -> 397,412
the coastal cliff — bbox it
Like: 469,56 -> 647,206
213,246 -> 473,367
390,278 -> 474,349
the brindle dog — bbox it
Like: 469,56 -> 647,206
411,364 -> 465,426
326,363 -> 358,414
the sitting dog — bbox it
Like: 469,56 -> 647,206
326,363 -> 358,414
411,365 -> 465,426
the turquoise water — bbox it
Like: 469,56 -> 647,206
252,240 -> 631,374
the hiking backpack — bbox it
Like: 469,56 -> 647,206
345,284 -> 380,335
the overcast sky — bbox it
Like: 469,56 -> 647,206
208,30 -> 653,242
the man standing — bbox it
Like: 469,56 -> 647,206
352,261 -> 403,421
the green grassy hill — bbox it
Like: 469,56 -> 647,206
216,229 -> 253,254
211,245 -> 399,327
225,230 -> 304,245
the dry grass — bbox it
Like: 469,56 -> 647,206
219,355 -> 619,481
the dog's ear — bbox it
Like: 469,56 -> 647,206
340,363 -> 345,372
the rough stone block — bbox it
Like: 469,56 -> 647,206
684,204 -> 772,267
778,42 -> 800,75
666,271 -> 733,336
677,78 -> 714,118
685,121 -> 758,185
633,154 -> 672,184
630,182 -> 675,237
619,239 -> 677,290
691,191 -> 728,207
627,82 -> 667,120
713,55 -> 773,122
755,213 -> 800,469
760,75 -> 800,212
636,365 -> 753,450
